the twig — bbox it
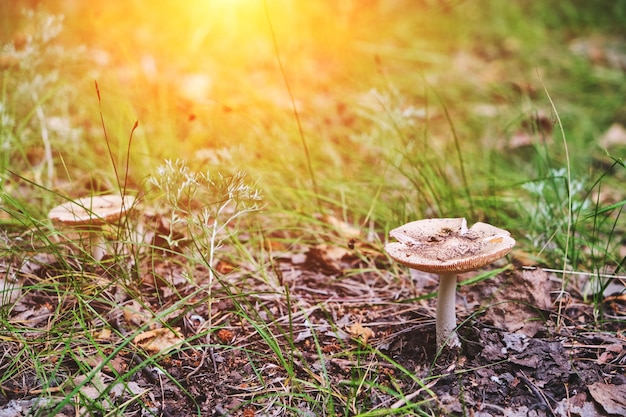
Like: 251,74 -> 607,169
184,346 -> 208,384
564,382 -> 572,417
0,383 -> 65,396
129,352 -> 158,384
522,266 -> 626,280
518,370 -> 556,417
390,380 -> 437,409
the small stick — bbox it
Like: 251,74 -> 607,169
390,380 -> 437,409
518,370 -> 556,417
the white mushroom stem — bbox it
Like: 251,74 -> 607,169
75,226 -> 107,261
88,228 -> 107,262
436,272 -> 460,348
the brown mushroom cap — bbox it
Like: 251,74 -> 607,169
48,195 -> 135,227
385,218 -> 515,274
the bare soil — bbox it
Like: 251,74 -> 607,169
1,237 -> 625,416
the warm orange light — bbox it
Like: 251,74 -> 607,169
184,0 -> 271,49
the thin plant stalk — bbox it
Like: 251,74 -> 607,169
31,91 -> 54,188
540,74 -> 571,332
262,0 -> 322,214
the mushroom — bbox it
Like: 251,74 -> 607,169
48,194 -> 135,261
385,218 -> 515,349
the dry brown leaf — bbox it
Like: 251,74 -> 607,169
482,269 -> 552,337
216,328 -> 235,344
9,304 -> 53,327
143,260 -> 190,290
347,323 -> 375,344
323,215 -> 361,239
307,244 -> 352,274
215,260 -> 236,274
554,392 -> 599,417
107,356 -> 128,374
598,351 -> 614,365
0,277 -> 21,306
94,327 -> 111,341
591,184 -> 626,207
510,249 -> 543,267
133,327 -> 184,354
588,381 -> 626,416
74,372 -> 108,401
597,342 -> 624,365
570,36 -> 626,70
123,300 -> 151,327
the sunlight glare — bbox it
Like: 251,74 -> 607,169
184,0 -> 272,53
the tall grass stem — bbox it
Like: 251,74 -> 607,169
539,72 -> 571,332
262,0 -> 322,213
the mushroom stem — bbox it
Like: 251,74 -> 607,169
89,229 -> 107,261
436,272 -> 460,348
74,227 -> 106,261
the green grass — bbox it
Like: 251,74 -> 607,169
1,1 -> 625,415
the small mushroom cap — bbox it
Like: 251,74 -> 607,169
48,194 -> 135,226
385,218 -> 515,274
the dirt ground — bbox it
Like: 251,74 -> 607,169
1,237 -> 625,416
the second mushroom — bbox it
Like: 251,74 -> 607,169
385,218 -> 515,349
48,194 -> 135,261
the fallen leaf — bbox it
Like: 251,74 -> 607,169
109,381 -> 145,399
123,300 -> 151,327
216,328 -> 235,344
598,343 -> 624,365
347,323 -> 375,344
95,327 -> 111,341
306,244 -> 352,274
588,381 -> 626,416
554,392 -> 598,417
215,260 -> 236,274
9,304 -> 53,327
290,252 -> 307,264
323,215 -> 361,239
502,333 -> 529,353
510,249 -> 543,267
0,277 -> 21,306
293,329 -> 313,343
507,110 -> 553,150
18,253 -> 56,276
569,36 -> 626,70
482,269 -> 552,337
133,327 -> 184,354
73,371 -> 115,412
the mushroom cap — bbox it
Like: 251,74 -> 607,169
48,194 -> 135,226
385,218 -> 515,273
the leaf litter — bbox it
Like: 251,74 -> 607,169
1,213 -> 625,416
